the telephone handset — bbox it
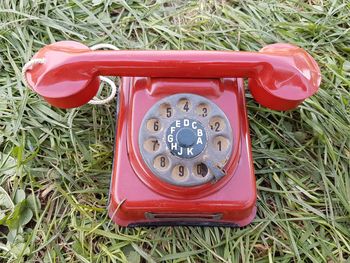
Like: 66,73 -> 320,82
25,41 -> 321,227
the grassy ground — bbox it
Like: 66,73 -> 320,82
0,0 -> 349,262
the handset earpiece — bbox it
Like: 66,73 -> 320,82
248,43 -> 321,110
25,41 -> 320,109
24,41 -> 101,108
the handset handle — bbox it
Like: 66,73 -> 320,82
25,41 -> 320,110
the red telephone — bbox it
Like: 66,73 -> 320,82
24,41 -> 321,227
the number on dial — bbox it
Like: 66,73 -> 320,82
160,103 -> 173,118
154,155 -> 169,170
210,116 -> 225,132
213,136 -> 229,152
178,98 -> 191,112
196,103 -> 210,117
147,118 -> 161,132
172,165 -> 189,180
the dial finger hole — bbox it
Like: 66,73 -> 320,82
193,163 -> 209,178
172,164 -> 189,181
153,155 -> 170,171
177,98 -> 191,113
213,136 -> 230,152
144,138 -> 160,153
146,118 -> 161,133
160,103 -> 173,118
196,103 -> 210,117
209,116 -> 225,132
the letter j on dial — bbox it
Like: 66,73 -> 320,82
166,118 -> 207,158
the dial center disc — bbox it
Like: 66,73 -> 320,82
177,128 -> 196,147
166,118 -> 207,159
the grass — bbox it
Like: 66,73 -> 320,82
0,0 -> 349,262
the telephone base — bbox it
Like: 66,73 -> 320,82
108,76 -> 257,227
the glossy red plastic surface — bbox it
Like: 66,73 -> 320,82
108,77 -> 256,226
26,41 -> 321,110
